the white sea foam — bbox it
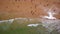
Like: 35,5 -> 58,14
43,12 -> 56,19
41,5 -> 56,19
0,19 -> 14,23
27,24 -> 39,27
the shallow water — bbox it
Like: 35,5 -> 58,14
0,18 -> 60,34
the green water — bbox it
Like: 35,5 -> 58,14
0,20 -> 59,34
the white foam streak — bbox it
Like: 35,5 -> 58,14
27,24 -> 39,27
0,19 -> 14,23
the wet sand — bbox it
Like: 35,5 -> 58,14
0,0 -> 60,20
